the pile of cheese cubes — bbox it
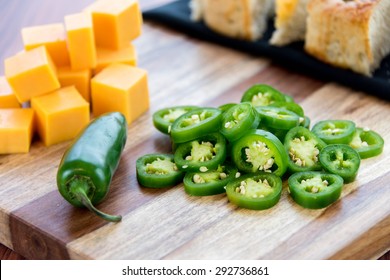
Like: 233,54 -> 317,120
0,0 -> 149,154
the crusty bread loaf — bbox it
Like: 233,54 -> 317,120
305,0 -> 390,76
270,0 -> 309,46
190,0 -> 275,41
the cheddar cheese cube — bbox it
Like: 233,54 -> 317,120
95,43 -> 137,74
91,63 -> 149,124
57,67 -> 91,102
85,0 -> 142,50
0,76 -> 21,108
0,108 -> 34,154
31,86 -> 90,146
5,46 -> 60,103
21,23 -> 70,67
64,13 -> 97,70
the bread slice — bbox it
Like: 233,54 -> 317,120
305,0 -> 390,76
270,0 -> 310,46
190,0 -> 275,41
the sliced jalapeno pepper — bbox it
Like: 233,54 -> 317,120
183,165 -> 237,196
319,144 -> 360,183
241,84 -> 286,106
218,103 -> 237,113
231,129 -> 288,177
312,120 -> 356,144
258,123 -> 289,143
283,94 -> 295,103
284,127 -> 327,173
57,112 -> 127,222
170,107 -> 222,143
226,173 -> 282,210
174,132 -> 226,172
288,171 -> 344,209
220,102 -> 260,142
136,153 -> 184,188
256,106 -> 304,130
349,127 -> 384,159
300,116 -> 311,129
269,101 -> 305,117
152,105 -> 199,134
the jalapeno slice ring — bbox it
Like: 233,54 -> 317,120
288,171 -> 344,209
136,154 -> 185,188
226,173 -> 283,210
319,144 -> 361,183
183,165 -> 237,196
231,129 -> 288,177
153,105 -> 199,134
284,127 -> 327,173
283,94 -> 295,103
349,127 -> 384,159
218,103 -> 237,113
269,101 -> 305,117
300,116 -> 311,129
241,84 -> 286,106
312,120 -> 356,144
174,132 -> 227,172
170,107 -> 222,143
258,123 -> 289,143
220,102 -> 260,142
256,106 -> 304,130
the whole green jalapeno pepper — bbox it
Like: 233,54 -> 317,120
57,112 -> 127,222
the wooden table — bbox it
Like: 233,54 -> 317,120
0,0 -> 389,260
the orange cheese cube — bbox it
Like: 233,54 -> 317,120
31,86 -> 90,146
0,76 -> 21,108
85,0 -> 142,50
57,67 -> 91,102
91,63 -> 149,124
5,46 -> 60,103
95,43 -> 137,74
21,23 -> 70,67
0,108 -> 34,154
64,13 -> 97,70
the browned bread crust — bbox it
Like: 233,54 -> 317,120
305,0 -> 390,76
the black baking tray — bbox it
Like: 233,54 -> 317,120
143,0 -> 390,100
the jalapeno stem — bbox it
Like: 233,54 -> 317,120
70,181 -> 122,223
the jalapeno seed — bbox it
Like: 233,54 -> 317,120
235,178 -> 273,199
190,141 -> 217,162
288,136 -> 320,167
245,141 -> 275,172
298,176 -> 330,193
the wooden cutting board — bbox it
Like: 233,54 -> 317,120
0,0 -> 389,260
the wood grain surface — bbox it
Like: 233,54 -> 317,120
0,0 -> 389,260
